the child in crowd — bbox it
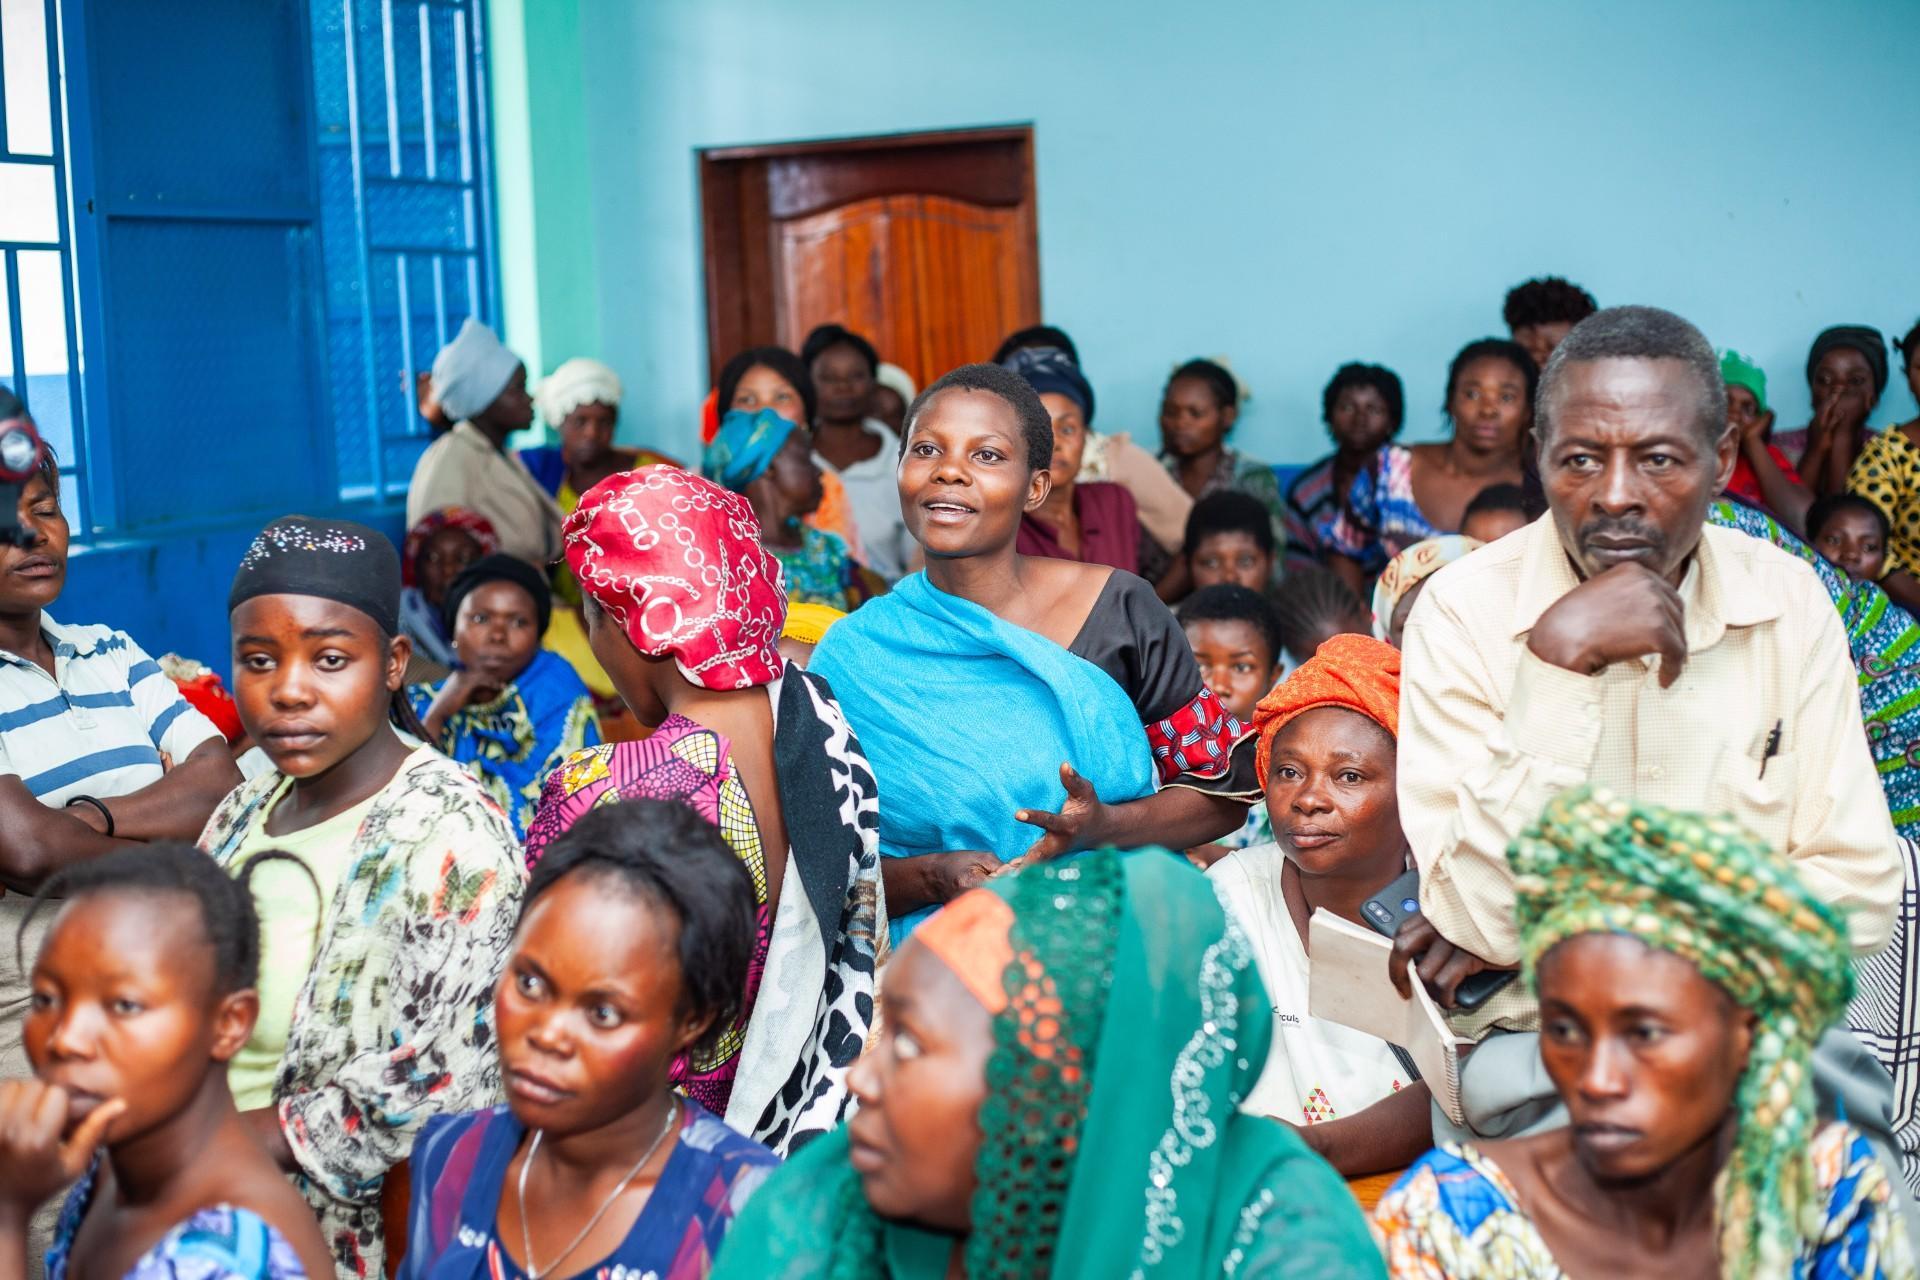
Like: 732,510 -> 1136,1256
1184,490 -> 1279,594
1458,482 -> 1532,545
411,554 -> 600,838
398,508 -> 497,680
1809,493 -> 1891,584
1271,565 -> 1372,670
0,844 -> 334,1280
1179,584 -> 1285,862
398,803 -> 777,1280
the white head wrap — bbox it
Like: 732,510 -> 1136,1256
535,357 -> 624,429
430,318 -> 521,422
875,361 -> 917,405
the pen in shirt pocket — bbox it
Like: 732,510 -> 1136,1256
1759,719 -> 1783,780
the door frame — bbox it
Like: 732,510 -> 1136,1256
697,124 -> 1038,386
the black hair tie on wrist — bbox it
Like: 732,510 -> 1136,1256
66,794 -> 114,838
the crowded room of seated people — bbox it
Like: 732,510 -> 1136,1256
3,4 -> 1918,1277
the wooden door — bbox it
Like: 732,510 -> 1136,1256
700,127 -> 1040,393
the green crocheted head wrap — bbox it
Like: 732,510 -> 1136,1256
1509,786 -> 1854,1280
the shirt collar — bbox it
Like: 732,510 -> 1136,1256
1509,515 -> 1781,650
0,613 -> 91,673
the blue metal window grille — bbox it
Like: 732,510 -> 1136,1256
311,0 -> 498,503
0,0 -> 88,532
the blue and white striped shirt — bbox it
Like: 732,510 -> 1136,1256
0,614 -> 222,806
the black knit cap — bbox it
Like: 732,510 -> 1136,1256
442,553 -> 552,637
228,516 -> 402,636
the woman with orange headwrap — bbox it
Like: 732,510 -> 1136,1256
1209,633 -> 1436,1177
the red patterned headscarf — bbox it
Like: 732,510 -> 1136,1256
564,466 -> 787,690
402,506 -> 500,587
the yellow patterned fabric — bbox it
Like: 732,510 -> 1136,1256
1849,427 -> 1920,577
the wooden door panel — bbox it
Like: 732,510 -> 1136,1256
775,194 -> 1034,388
701,127 -> 1040,389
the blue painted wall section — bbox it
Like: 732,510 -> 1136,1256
570,0 -> 1920,462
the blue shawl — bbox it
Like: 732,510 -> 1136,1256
810,573 -> 1156,939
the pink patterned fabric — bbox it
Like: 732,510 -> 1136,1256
564,466 -> 787,690
523,721 -> 773,1117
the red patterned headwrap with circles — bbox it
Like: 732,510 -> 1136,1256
564,466 -> 787,690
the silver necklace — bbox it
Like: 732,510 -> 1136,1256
515,1096 -> 679,1280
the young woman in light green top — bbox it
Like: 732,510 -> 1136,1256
201,516 -> 525,1280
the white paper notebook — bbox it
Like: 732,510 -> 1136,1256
1306,908 -> 1468,1125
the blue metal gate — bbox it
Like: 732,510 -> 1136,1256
311,0 -> 498,503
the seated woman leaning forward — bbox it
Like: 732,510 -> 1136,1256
1211,634 -> 1434,1176
0,844 -> 333,1280
409,553 -> 600,838
810,363 -> 1258,939
205,517 -> 526,1280
399,802 -> 777,1280
1373,788 -> 1915,1280
710,848 -> 1385,1279
534,466 -> 884,1155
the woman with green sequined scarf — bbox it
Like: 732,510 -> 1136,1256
711,848 -> 1383,1278
1374,787 -> 1915,1280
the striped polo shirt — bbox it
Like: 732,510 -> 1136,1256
0,613 -> 222,806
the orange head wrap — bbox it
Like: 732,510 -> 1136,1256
1251,632 -> 1401,789
912,888 -> 1015,1014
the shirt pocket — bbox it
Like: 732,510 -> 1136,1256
1710,751 -> 1795,852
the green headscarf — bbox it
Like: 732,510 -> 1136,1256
1720,349 -> 1769,412
1510,787 -> 1854,1280
712,849 -> 1383,1279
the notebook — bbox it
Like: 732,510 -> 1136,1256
1306,908 -> 1469,1125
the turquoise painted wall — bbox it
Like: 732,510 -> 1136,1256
547,0 -> 1920,463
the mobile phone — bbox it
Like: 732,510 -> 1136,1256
1361,868 -> 1515,1011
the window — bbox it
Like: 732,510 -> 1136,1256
0,0 -> 87,531
311,0 -> 499,503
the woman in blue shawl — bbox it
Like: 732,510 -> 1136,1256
408,554 -> 599,837
811,364 -> 1259,938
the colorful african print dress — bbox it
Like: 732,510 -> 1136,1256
47,1164 -> 308,1280
407,649 -> 601,838
522,668 -> 885,1157
1709,499 -> 1920,835
1372,1124 -> 1915,1278
1321,445 -> 1440,573
1850,426 -> 1920,577
397,1102 -> 776,1280
1283,453 -> 1340,571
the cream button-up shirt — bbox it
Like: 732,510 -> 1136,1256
405,420 -> 565,567
1399,515 -> 1901,1026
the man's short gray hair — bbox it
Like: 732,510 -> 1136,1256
1536,305 -> 1727,446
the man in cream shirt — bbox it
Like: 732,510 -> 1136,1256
1391,308 -> 1905,1173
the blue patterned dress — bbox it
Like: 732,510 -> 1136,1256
47,1165 -> 307,1280
397,1102 -> 777,1280
1372,1124 -> 1913,1278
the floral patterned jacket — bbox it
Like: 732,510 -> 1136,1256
199,746 -> 526,1280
